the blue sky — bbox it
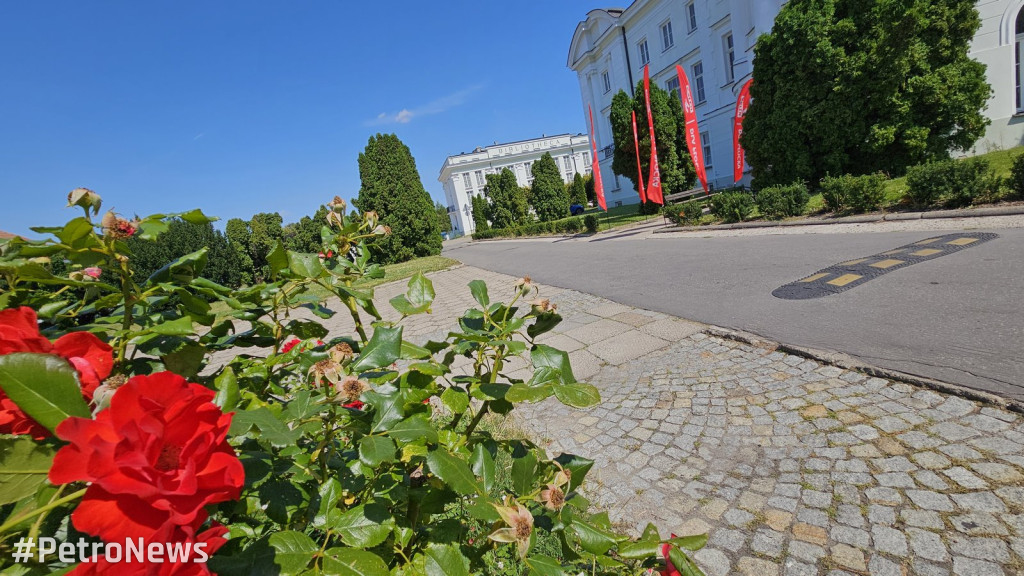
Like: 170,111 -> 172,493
0,1 -> 601,237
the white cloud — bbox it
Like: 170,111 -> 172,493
367,85 -> 482,126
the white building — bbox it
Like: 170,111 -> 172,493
569,0 -> 1024,206
438,134 -> 592,235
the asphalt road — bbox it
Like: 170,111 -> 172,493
444,226 -> 1024,401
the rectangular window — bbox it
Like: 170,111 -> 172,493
692,62 -> 706,103
661,21 -> 674,50
582,151 -> 590,165
638,39 -> 650,67
686,1 -> 697,32
724,33 -> 735,83
602,70 -> 611,93
665,76 -> 681,101
475,170 -> 485,187
701,131 -> 713,167
462,173 -> 472,188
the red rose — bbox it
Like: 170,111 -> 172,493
67,521 -> 229,575
49,372 -> 244,542
0,307 -> 113,438
281,338 -> 301,354
343,400 -> 364,410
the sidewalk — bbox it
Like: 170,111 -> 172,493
300,265 -> 1024,575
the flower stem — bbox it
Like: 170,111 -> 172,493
0,488 -> 87,534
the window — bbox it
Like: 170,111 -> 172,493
661,21 -> 674,50
475,170 -> 485,187
602,70 -> 611,94
665,76 -> 681,101
638,39 -> 650,67
582,151 -> 590,165
461,173 -> 472,188
701,131 -> 713,168
692,62 -> 706,103
686,1 -> 697,32
1017,9 -> 1024,111
562,156 -> 573,171
724,33 -> 735,83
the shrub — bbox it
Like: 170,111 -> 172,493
1010,153 -> 1024,200
584,214 -> 600,233
709,191 -> 755,222
819,173 -> 887,213
562,217 -> 583,234
755,181 -> 808,220
904,157 -> 990,208
662,200 -> 703,226
0,191 -> 705,575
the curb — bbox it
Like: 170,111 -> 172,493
704,325 -> 1024,414
655,204 -> 1024,234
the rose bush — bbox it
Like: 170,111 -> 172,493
0,190 -> 707,575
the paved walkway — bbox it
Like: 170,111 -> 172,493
265,264 -> 1024,576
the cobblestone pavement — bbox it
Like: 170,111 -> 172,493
227,264 -> 1024,575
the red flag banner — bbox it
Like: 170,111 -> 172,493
733,78 -> 753,182
642,65 -> 664,204
631,110 -> 647,204
587,105 -> 607,211
675,65 -> 708,192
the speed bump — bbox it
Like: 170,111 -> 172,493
773,232 -> 997,300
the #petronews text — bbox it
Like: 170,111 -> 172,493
15,536 -> 212,564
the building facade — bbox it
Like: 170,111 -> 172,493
438,134 -> 592,235
569,0 -> 1024,207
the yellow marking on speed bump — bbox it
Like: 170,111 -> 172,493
841,258 -> 869,265
947,237 -> 978,246
911,249 -> 942,257
870,259 -> 904,269
881,249 -> 904,255
915,238 -> 940,245
827,274 -> 862,287
800,273 -> 830,283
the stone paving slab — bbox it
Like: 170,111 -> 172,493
215,264 -> 1024,575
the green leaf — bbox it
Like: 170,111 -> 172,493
524,555 -> 567,576
178,208 -> 218,225
267,241 -> 288,274
425,544 -> 470,576
616,539 -> 660,560
669,533 -> 708,551
468,279 -> 490,308
505,383 -> 553,403
571,518 -> 619,555
351,325 -> 403,372
511,450 -> 537,496
388,414 -> 438,445
162,341 -> 205,379
0,353 -> 90,434
553,382 -> 600,408
440,387 -> 469,414
321,549 -> 389,576
358,435 -> 395,467
312,479 -> 342,529
531,344 -> 576,384
230,408 -> 301,447
0,437 -> 56,505
554,453 -> 595,493
287,250 -> 325,279
268,531 -> 317,575
425,449 -> 483,495
668,546 -> 706,576
527,312 -> 562,339
335,504 -> 394,548
399,340 -> 432,360
213,368 -> 239,410
471,443 -> 496,492
406,272 -> 435,308
149,316 -> 195,336
147,248 -> 208,285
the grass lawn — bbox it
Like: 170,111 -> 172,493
351,254 -> 459,290
583,204 -> 655,230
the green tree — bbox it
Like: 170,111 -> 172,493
282,206 -> 328,253
434,202 -> 453,234
568,173 -> 587,206
248,212 -> 284,282
354,134 -> 442,263
484,168 -> 529,229
741,0 -> 990,189
125,219 -> 241,288
584,173 -> 597,205
529,153 -> 569,222
470,194 -> 490,232
225,218 -> 255,285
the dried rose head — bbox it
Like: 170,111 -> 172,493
539,484 -> 565,511
309,359 -> 343,386
329,342 -> 354,364
489,496 -> 534,559
67,187 -> 102,215
335,375 -> 366,402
